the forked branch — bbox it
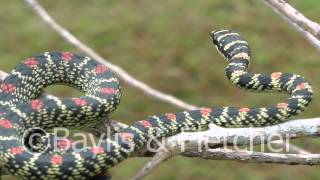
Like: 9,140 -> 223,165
131,118 -> 320,180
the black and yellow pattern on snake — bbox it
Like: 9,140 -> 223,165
0,30 -> 313,179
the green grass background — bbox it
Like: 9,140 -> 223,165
1,0 -> 320,179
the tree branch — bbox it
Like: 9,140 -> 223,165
183,149 -> 320,165
270,140 -> 311,154
132,118 -> 320,179
264,0 -> 320,50
23,0 -> 197,111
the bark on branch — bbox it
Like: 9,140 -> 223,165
264,0 -> 320,49
131,118 -> 320,180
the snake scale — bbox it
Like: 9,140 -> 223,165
0,30 -> 313,179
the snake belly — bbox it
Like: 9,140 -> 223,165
0,30 -> 313,179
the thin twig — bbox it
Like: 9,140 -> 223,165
271,140 -> 311,154
264,0 -> 320,50
23,0 -> 198,111
130,150 -> 172,180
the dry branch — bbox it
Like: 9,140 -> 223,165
183,149 -> 320,165
264,0 -> 320,49
24,0 -> 197,111
131,118 -> 320,180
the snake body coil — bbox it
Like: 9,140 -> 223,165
0,30 -> 313,179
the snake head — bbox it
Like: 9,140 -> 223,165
210,29 -> 250,61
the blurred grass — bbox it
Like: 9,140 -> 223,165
1,0 -> 320,179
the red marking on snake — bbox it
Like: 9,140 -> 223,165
61,52 -> 74,61
31,100 -> 44,110
51,155 -> 63,165
277,103 -> 288,109
296,83 -> 306,90
139,120 -> 152,128
91,146 -> 105,154
119,133 -> 134,142
165,113 -> 176,121
0,119 -> 13,128
239,107 -> 250,113
1,84 -> 16,93
73,98 -> 88,106
10,147 -> 24,155
271,72 -> 282,79
200,108 -> 212,116
95,65 -> 108,74
100,88 -> 115,94
24,57 -> 38,68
